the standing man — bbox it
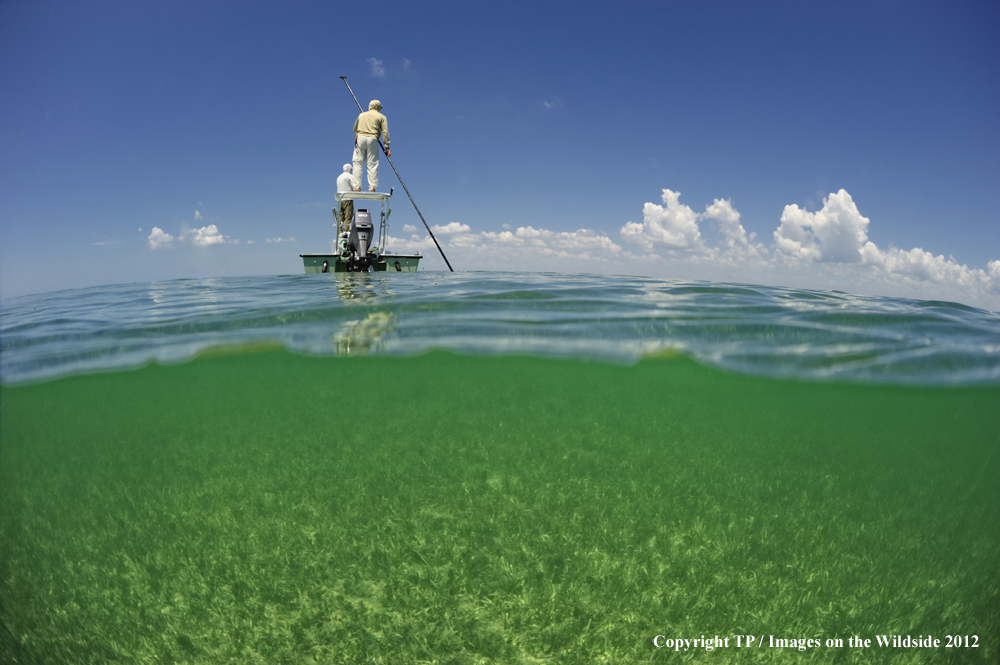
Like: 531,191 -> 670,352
335,163 -> 354,235
352,100 -> 390,192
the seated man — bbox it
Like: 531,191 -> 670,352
336,163 -> 354,235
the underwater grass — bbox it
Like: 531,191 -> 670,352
1,350 -> 998,663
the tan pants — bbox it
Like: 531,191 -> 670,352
338,199 -> 354,235
352,135 -> 380,191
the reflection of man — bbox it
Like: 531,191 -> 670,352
335,163 -> 354,235
352,100 -> 390,192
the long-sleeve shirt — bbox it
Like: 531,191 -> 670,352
336,172 -> 354,193
353,110 -> 390,150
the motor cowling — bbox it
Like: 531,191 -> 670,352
349,208 -> 374,271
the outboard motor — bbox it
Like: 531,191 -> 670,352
349,208 -> 374,271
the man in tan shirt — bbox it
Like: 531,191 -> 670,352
352,100 -> 390,192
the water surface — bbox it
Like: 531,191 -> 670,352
1,273 -> 998,664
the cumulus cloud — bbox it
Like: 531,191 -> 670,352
701,198 -> 765,258
148,227 -> 174,250
368,58 -> 385,77
194,210 -> 202,221
768,190 -> 995,292
147,223 -> 238,249
620,190 -> 767,260
621,189 -> 705,251
266,237 -> 295,243
480,226 -> 621,259
774,189 -> 870,262
621,187 -> 998,309
431,222 -> 471,234
184,224 -> 226,247
989,261 -> 1000,294
387,222 -> 622,263
859,244 -> 990,288
379,193 -> 996,308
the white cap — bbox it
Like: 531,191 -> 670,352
343,164 -> 352,172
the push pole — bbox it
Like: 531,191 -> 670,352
340,76 -> 454,271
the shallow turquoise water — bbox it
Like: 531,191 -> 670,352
1,272 -> 998,663
3,272 -> 999,386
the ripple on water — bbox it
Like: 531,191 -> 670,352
2,272 -> 998,385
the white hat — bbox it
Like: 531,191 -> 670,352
343,164 -> 352,172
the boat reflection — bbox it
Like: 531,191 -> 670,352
333,311 -> 396,354
328,272 -> 400,304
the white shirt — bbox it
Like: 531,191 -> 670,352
336,171 -> 354,193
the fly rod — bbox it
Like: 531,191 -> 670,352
340,76 -> 454,271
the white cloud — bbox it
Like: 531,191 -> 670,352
989,261 -> 1000,294
768,190 -> 994,293
380,197 -> 997,308
618,187 -> 998,309
480,226 -> 622,259
92,240 -> 121,246
387,234 -> 439,253
542,97 -> 559,109
620,189 -> 705,251
386,223 -> 622,264
701,198 -> 765,258
194,210 -> 202,221
774,189 -> 869,263
402,58 -> 412,71
266,237 -> 295,243
148,227 -> 174,250
368,58 -> 385,77
431,222 -> 471,234
859,243 -> 990,289
184,224 -> 226,247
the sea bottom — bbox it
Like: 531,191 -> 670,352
1,350 -> 998,664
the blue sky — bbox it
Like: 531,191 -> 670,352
1,0 -> 998,308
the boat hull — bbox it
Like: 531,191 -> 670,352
300,253 -> 421,273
